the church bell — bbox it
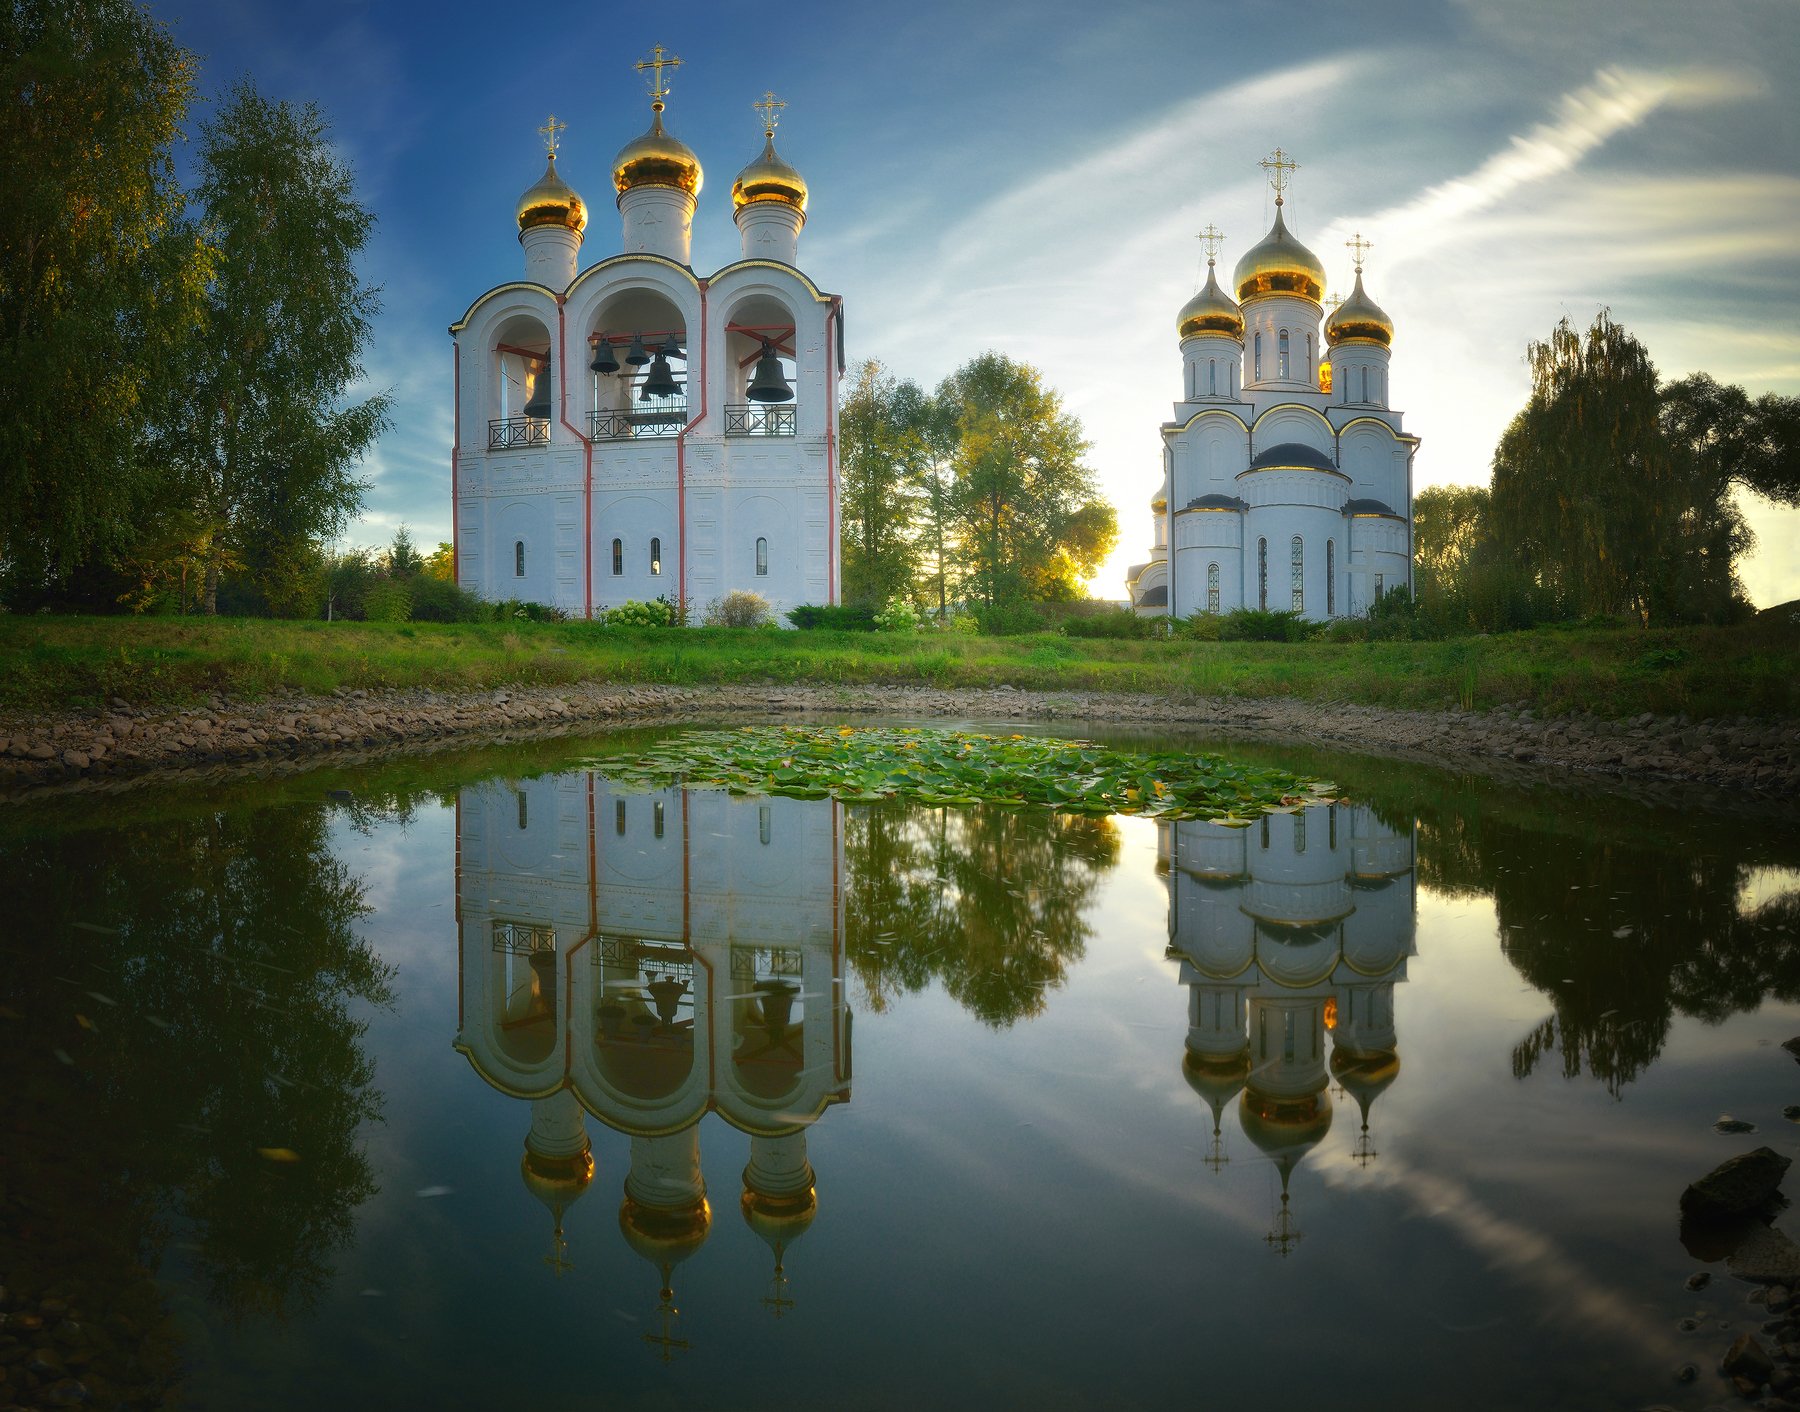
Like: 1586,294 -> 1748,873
624,333 -> 652,367
590,336 -> 620,375
521,355 -> 551,419
640,349 -> 681,400
745,339 -> 794,403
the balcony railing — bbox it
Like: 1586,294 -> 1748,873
590,404 -> 687,440
489,416 -> 550,450
723,403 -> 797,437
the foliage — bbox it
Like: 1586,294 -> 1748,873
873,596 -> 921,632
159,82 -> 388,612
1662,371 -> 1800,509
938,353 -> 1117,608
1061,606 -> 1160,639
385,524 -> 423,577
700,590 -> 773,628
594,725 -> 1334,822
839,359 -> 930,607
1217,608 -> 1311,642
422,540 -> 455,582
0,0 -> 207,599
787,603 -> 878,631
406,574 -> 485,623
1491,312 -> 1743,625
361,579 -> 411,623
607,598 -> 677,628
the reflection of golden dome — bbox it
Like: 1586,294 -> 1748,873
1331,1047 -> 1400,1104
1238,1090 -> 1333,1156
1183,1047 -> 1251,1106
1233,204 -> 1326,303
521,1146 -> 595,1205
1325,270 -> 1394,347
732,135 -> 807,215
619,1194 -> 712,1266
741,1184 -> 818,1245
1178,262 -> 1244,340
517,156 -> 587,235
613,110 -> 703,198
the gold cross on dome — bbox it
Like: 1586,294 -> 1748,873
538,114 -> 566,158
754,91 -> 786,139
1260,147 -> 1299,203
1196,223 -> 1224,264
1325,291 -> 1343,311
635,44 -> 682,107
1347,231 -> 1373,272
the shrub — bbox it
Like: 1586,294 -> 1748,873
408,575 -> 487,623
607,598 -> 675,628
487,597 -> 567,623
703,590 -> 773,628
938,612 -> 982,636
788,603 -> 877,631
363,580 -> 413,623
1217,608 -> 1308,642
1183,612 -> 1223,642
1062,606 -> 1157,639
873,597 -> 921,632
324,549 -> 380,620
973,601 -> 1048,636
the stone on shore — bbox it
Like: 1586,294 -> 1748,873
1682,1147 -> 1792,1220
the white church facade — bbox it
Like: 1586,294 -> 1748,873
450,50 -> 843,620
1127,154 -> 1417,621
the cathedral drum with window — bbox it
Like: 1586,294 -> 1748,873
449,53 -> 844,621
1126,153 -> 1416,621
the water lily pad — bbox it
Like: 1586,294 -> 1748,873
590,726 -> 1333,823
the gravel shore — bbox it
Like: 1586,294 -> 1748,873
0,680 -> 1794,801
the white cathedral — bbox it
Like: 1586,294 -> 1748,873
450,49 -> 842,620
1127,154 -> 1417,621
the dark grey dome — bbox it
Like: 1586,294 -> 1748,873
1136,584 -> 1169,607
1247,441 -> 1337,473
1344,497 -> 1399,517
1186,493 -> 1248,512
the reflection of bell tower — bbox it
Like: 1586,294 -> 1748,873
519,1089 -> 594,1274
741,1132 -> 818,1317
620,1126 -> 712,1360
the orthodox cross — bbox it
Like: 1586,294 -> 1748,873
1264,1191 -> 1303,1257
754,90 -> 786,140
762,1256 -> 796,1319
542,1227 -> 574,1277
635,44 -> 682,110
1347,232 -> 1373,273
643,1280 -> 690,1362
1260,147 -> 1299,204
1196,223 -> 1224,266
1325,292 -> 1343,312
538,114 -> 566,158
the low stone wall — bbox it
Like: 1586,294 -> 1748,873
0,681 -> 1794,800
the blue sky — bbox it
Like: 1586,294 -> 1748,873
161,0 -> 1800,606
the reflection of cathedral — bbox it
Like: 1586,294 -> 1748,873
454,775 -> 850,1347
1161,802 -> 1415,1252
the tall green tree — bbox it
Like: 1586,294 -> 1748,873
1491,312 -> 1732,624
936,352 -> 1116,608
0,0 -> 206,598
1662,372 -> 1800,509
838,359 -> 928,607
162,82 -> 388,613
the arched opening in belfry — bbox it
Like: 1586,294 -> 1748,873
489,312 -> 554,450
586,287 -> 689,440
723,292 -> 798,437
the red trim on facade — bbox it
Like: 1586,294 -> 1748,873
674,281 -> 710,618
554,297 -> 596,620
451,344 -> 461,584
825,299 -> 840,604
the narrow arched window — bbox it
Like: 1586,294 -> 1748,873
653,799 -> 665,839
1291,535 -> 1304,612
516,790 -> 528,829
1279,330 -> 1291,379
614,799 -> 626,835
1295,810 -> 1306,854
1260,816 -> 1270,850
1257,538 -> 1268,610
1373,368 -> 1383,404
1306,332 -> 1314,370
1361,366 -> 1369,403
1374,571 -> 1385,604
649,537 -> 661,575
611,538 -> 623,576
755,537 -> 769,577
1208,359 -> 1217,396
759,805 -> 771,846
514,540 -> 525,577
1207,562 -> 1220,614
1326,539 -> 1336,614
1253,333 -> 1262,380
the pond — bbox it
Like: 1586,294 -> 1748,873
3,725 -> 1798,1411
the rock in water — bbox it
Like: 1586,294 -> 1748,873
1682,1147 -> 1792,1219
1728,1226 -> 1800,1284
1723,1332 -> 1775,1384
1783,1037 -> 1800,1062
1715,1116 -> 1759,1134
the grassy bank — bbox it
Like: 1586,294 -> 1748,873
0,615 -> 1794,720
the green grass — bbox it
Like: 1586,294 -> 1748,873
0,614 -> 1795,720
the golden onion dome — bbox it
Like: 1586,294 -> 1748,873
741,1183 -> 818,1246
1237,1091 -> 1334,1157
732,134 -> 807,216
1177,261 -> 1243,340
613,108 -> 703,199
520,1146 -> 595,1216
619,1194 -> 712,1266
1325,269 -> 1394,347
1233,203 -> 1326,303
516,155 -> 587,235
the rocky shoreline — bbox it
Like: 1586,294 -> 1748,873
0,680 -> 1794,802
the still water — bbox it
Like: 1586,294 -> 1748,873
4,728 -> 1799,1411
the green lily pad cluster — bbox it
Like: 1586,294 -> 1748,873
593,726 -> 1334,823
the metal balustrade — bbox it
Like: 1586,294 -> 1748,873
488,416 -> 550,450
723,403 -> 797,437
590,405 -> 687,440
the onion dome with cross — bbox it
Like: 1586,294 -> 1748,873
516,115 -> 586,235
732,92 -> 807,216
1178,224 -> 1243,339
1233,149 -> 1326,303
1326,233 -> 1394,347
613,45 -> 703,198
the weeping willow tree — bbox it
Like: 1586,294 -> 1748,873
1491,312 -> 1738,624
